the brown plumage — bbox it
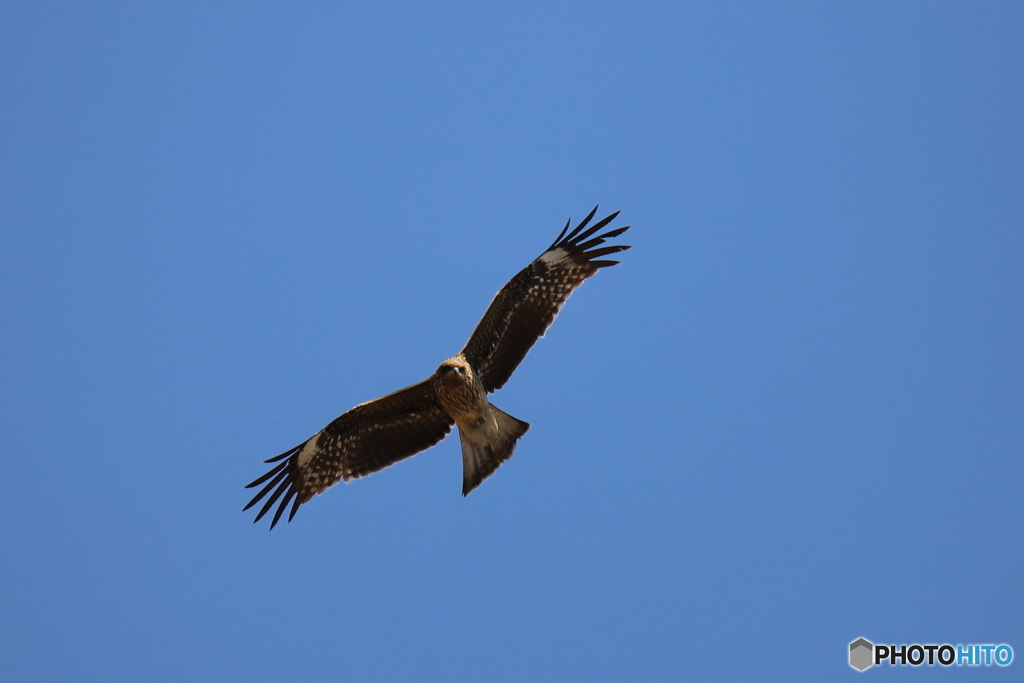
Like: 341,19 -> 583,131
244,206 -> 631,528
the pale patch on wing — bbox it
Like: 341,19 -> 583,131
296,430 -> 323,468
538,247 -> 568,265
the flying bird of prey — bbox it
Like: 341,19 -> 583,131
245,207 -> 631,528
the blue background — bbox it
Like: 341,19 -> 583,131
2,2 -> 1021,680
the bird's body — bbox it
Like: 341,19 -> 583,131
434,354 -> 532,495
434,356 -> 488,427
245,207 -> 631,528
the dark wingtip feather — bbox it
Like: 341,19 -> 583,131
241,462 -> 286,499
586,244 -> 631,260
243,491 -> 262,512
597,225 -> 630,239
254,476 -> 290,523
264,445 -> 300,464
580,204 -> 599,226
583,210 -> 620,237
547,209 -> 630,255
244,466 -> 289,509
270,489 -> 297,529
245,442 -> 304,528
287,493 -> 302,522
563,205 -> 600,243
244,459 -> 289,490
548,217 -> 572,250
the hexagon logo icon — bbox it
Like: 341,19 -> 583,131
850,638 -> 874,671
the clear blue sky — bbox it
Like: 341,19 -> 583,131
2,2 -> 1021,681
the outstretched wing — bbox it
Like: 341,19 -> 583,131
461,206 -> 630,393
244,379 -> 453,529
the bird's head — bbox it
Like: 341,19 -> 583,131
436,357 -> 471,381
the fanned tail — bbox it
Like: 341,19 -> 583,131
461,405 -> 530,495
